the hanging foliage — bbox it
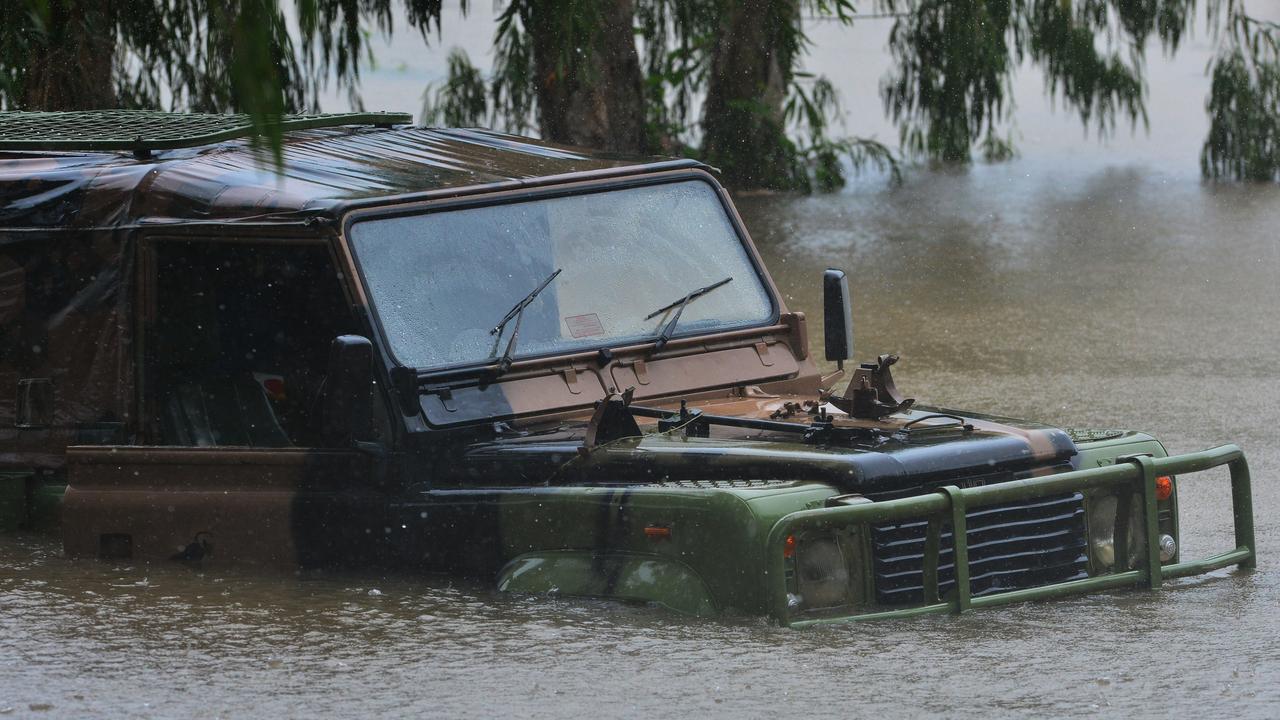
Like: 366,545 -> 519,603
0,0 -> 454,160
423,0 -> 898,190
3,0 -> 1277,185
1203,10 -> 1280,181
878,0 -> 1201,164
421,49 -> 488,128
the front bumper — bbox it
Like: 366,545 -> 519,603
766,445 -> 1256,627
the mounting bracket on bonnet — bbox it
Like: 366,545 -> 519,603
827,353 -> 916,419
579,388 -> 643,455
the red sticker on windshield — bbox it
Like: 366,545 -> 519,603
565,313 -> 605,338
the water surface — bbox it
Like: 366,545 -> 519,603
6,5 -> 1280,713
3,157 -> 1278,718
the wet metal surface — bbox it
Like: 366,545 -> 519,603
4,159 -> 1280,716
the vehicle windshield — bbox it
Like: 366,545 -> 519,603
348,179 -> 775,371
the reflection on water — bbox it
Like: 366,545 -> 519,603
4,159 -> 1279,717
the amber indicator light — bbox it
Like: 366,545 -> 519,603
1155,476 -> 1173,501
644,525 -> 671,540
783,534 -> 797,558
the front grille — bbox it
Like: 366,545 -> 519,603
870,491 -> 1089,605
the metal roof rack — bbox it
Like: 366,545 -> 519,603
0,110 -> 414,153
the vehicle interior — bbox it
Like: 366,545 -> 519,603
148,240 -> 360,447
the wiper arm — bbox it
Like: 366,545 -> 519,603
490,267 -> 562,375
644,276 -> 732,352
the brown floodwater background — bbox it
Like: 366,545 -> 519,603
5,5 -> 1280,717
3,160 -> 1278,719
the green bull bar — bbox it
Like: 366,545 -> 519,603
766,445 -> 1256,627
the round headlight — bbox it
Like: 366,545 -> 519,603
795,537 -> 852,609
1088,494 -> 1146,572
1088,495 -> 1118,568
1159,534 -> 1177,563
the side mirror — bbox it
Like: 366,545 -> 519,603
320,335 -> 376,447
823,268 -> 854,368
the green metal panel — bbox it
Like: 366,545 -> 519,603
26,482 -> 65,532
1231,454 -> 1257,570
939,486 -> 971,613
1130,455 -> 1164,590
497,550 -> 718,617
0,472 -> 29,532
490,482 -> 830,616
0,111 -> 413,152
768,444 -> 1256,627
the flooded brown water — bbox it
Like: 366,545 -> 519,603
6,4 -> 1280,715
3,158 -> 1278,718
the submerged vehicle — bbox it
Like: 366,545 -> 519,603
0,111 -> 1256,626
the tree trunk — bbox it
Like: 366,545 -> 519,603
21,1 -> 117,110
701,0 -> 798,189
525,0 -> 647,153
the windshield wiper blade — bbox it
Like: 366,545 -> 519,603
490,267 -> 562,375
644,276 -> 732,352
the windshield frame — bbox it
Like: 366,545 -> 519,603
340,170 -> 781,376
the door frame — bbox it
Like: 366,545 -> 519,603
133,226 -> 373,445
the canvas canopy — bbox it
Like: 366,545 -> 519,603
0,118 -> 690,467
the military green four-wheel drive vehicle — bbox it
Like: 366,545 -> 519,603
0,111 -> 1256,625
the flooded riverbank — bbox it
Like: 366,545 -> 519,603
3,154 -> 1278,717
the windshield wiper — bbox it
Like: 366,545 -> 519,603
490,267 -> 562,375
644,276 -> 732,352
